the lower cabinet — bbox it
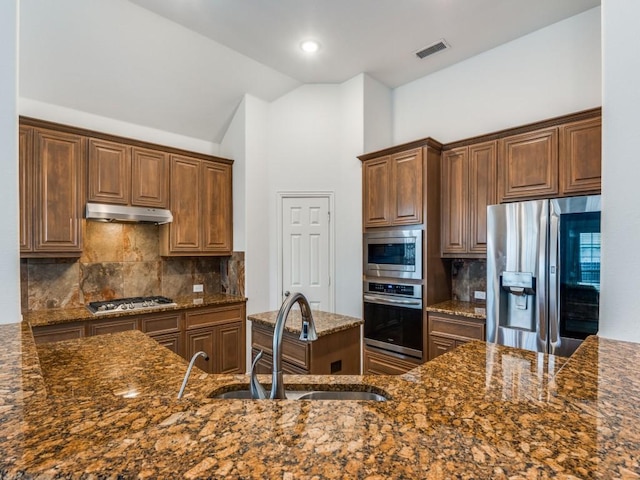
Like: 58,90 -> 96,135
31,302 -> 246,375
363,347 -> 420,375
184,303 -> 246,374
251,323 -> 361,375
427,312 -> 486,360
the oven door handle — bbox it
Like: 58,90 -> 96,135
363,294 -> 422,308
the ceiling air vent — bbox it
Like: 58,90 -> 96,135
415,39 -> 450,59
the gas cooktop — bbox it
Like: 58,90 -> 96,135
86,296 -> 178,315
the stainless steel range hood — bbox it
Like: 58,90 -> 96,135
85,203 -> 173,224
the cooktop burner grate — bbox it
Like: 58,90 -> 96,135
87,295 -> 177,315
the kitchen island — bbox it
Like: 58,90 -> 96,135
1,322 -> 639,478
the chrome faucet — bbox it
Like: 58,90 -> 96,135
250,292 -> 318,399
177,351 -> 209,399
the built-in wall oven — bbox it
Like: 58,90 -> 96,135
364,229 -> 422,280
363,281 -> 423,359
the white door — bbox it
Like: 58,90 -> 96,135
280,194 -> 333,311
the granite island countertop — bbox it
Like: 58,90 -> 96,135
1,323 -> 639,478
248,310 -> 362,336
25,293 -> 247,327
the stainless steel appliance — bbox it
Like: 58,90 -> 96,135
87,295 -> 178,315
487,195 -> 601,357
363,280 -> 423,359
364,229 -> 422,280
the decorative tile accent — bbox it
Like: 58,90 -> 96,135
81,222 -> 124,263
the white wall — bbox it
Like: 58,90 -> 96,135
363,75 -> 392,152
0,0 -> 21,325
19,99 -> 219,155
393,7 -> 602,144
265,81 -> 364,317
599,0 -> 640,343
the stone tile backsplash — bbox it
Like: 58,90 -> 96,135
22,222 -> 244,312
451,259 -> 487,302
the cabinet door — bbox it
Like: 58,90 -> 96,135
441,147 -> 468,255
390,149 -> 423,225
186,328 -> 215,373
363,156 -> 391,228
468,141 -> 497,254
428,335 -> 456,360
131,147 -> 169,207
202,161 -> 233,254
87,138 -> 131,204
166,155 -> 202,253
19,126 -> 33,252
33,128 -> 84,254
559,117 -> 601,196
216,322 -> 244,374
498,127 -> 558,202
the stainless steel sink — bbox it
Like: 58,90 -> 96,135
210,386 -> 387,401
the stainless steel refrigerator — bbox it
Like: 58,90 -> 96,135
486,195 -> 601,357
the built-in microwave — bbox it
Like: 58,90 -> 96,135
363,229 -> 423,280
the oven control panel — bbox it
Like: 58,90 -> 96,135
365,281 -> 422,300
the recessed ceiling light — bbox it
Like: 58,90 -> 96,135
300,40 -> 320,54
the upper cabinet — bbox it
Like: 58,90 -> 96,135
497,111 -> 601,203
362,148 -> 423,228
559,116 -> 602,196
441,141 -> 497,257
160,155 -> 233,256
87,139 -> 169,208
20,125 -> 85,257
498,127 -> 559,202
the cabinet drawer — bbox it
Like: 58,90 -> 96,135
428,314 -> 485,341
185,304 -> 242,329
139,312 -> 181,334
363,347 -> 418,375
88,317 -> 139,336
32,323 -> 85,344
251,324 -> 309,370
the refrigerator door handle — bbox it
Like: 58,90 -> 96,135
548,205 -> 560,354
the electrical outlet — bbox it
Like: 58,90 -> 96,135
474,290 -> 486,300
193,284 -> 204,293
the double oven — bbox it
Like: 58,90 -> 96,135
363,229 -> 424,360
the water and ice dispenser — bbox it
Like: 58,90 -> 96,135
499,272 -> 536,331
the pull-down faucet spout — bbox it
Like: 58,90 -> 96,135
250,292 -> 318,399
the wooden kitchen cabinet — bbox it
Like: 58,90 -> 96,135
131,147 -> 169,207
441,141 -> 497,257
32,322 -> 86,344
160,154 -> 233,256
363,347 -> 419,375
559,116 -> 602,196
87,139 -> 169,208
19,126 -> 32,252
362,148 -> 423,228
498,127 -> 559,203
184,303 -> 246,374
427,312 -> 485,360
139,311 -> 184,357
251,322 -> 361,375
20,126 -> 85,257
87,138 -> 131,204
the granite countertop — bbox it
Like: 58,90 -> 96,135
426,299 -> 487,319
248,310 -> 362,337
26,293 -> 247,327
2,324 -> 640,478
